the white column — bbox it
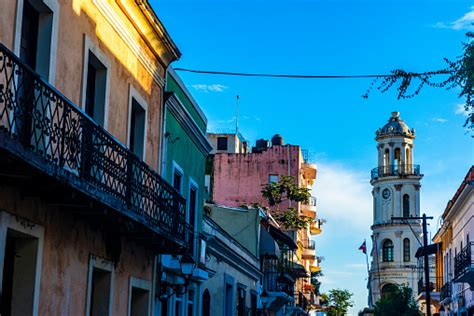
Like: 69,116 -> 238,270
415,185 -> 421,216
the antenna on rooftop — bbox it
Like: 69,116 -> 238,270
235,95 -> 239,135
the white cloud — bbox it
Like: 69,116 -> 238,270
191,84 -> 228,93
433,6 -> 474,30
315,162 -> 372,233
455,103 -> 469,116
432,118 -> 448,123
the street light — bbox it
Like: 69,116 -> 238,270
159,253 -> 196,301
260,290 -> 269,313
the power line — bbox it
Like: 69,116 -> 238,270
174,67 -> 453,79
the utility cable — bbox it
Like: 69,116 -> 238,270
174,68 -> 454,79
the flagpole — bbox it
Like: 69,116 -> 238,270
363,238 -> 373,307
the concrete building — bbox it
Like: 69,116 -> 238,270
368,112 -> 423,305
207,132 -> 248,154
201,205 -> 262,316
434,166 -> 474,315
0,0 -> 190,315
157,69 -> 213,315
207,134 -> 321,313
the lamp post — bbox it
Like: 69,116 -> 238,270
159,253 -> 196,301
260,290 -> 269,315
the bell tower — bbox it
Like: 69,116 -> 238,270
368,112 -> 423,305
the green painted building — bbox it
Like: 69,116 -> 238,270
158,68 -> 212,316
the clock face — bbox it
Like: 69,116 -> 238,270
382,188 -> 391,199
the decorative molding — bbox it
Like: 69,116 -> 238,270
165,93 -> 212,156
388,142 -> 395,147
395,231 -> 403,237
414,184 -> 421,191
92,0 -> 165,87
394,184 -> 403,191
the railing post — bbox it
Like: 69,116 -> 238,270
125,151 -> 134,208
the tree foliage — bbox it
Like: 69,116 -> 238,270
373,284 -> 421,316
364,31 -> 474,133
261,175 -> 310,208
275,207 -> 312,229
322,289 -> 354,316
260,176 -> 312,229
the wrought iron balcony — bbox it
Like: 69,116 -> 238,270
301,239 -> 315,250
417,278 -> 435,295
440,282 -> 452,302
295,291 -> 308,310
454,242 -> 474,285
371,164 -> 421,180
0,43 -> 188,251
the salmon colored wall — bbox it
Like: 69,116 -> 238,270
0,0 -> 167,170
212,145 -> 302,209
0,187 -> 154,316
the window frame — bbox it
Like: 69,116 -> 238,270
217,137 -> 228,151
128,276 -> 152,316
171,161 -> 184,194
13,0 -> 59,83
86,255 -> 115,316
0,210 -> 44,316
403,238 -> 410,262
382,239 -> 394,262
127,85 -> 148,160
81,35 -> 111,129
187,177 -> 199,257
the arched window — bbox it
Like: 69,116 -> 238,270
202,289 -> 211,316
381,283 -> 398,299
403,194 -> 410,217
382,239 -> 394,262
394,148 -> 401,173
403,238 -> 410,262
384,149 -> 390,173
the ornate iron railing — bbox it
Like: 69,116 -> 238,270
440,282 -> 452,301
0,43 -> 187,247
301,239 -> 315,250
371,164 -> 421,180
295,291 -> 308,309
454,242 -> 474,279
417,278 -> 436,295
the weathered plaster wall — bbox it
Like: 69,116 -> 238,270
0,186 -> 154,316
0,0 -> 168,170
209,206 -> 260,258
212,145 -> 302,208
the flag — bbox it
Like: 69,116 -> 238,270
359,241 -> 367,254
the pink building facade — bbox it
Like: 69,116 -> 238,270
211,144 -> 303,210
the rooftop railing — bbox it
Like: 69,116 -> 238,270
0,43 -> 187,248
371,164 -> 421,180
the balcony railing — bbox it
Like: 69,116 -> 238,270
371,164 -> 421,180
440,282 -> 452,301
308,196 -> 317,207
454,242 -> 474,283
295,291 -> 308,310
301,239 -> 315,250
417,278 -> 435,295
0,43 -> 187,249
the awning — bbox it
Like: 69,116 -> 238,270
260,228 -> 280,258
415,243 -> 440,258
268,225 -> 298,250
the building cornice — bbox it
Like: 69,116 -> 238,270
167,68 -> 208,126
119,0 -> 181,66
93,0 -> 168,86
165,93 -> 213,156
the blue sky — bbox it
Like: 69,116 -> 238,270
152,0 -> 473,313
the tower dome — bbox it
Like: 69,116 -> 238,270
376,112 -> 415,139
